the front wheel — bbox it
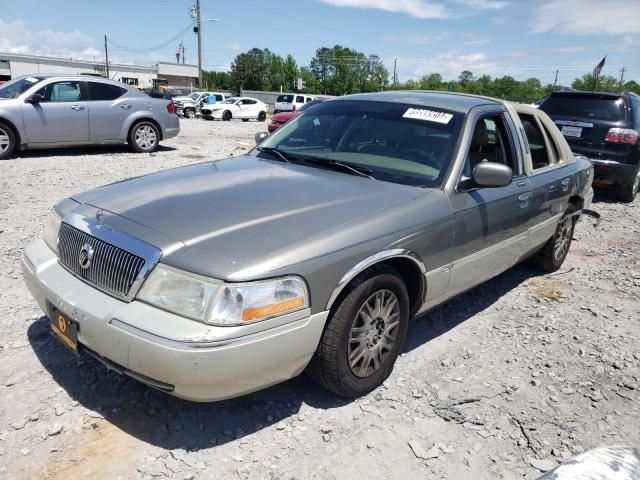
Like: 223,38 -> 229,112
0,122 -> 16,160
532,204 -> 577,272
222,110 -> 232,121
184,108 -> 196,119
129,121 -> 160,153
617,173 -> 639,203
306,265 -> 410,397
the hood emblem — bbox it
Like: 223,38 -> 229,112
79,243 -> 95,270
95,209 -> 105,229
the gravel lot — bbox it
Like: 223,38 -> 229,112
1,118 -> 639,480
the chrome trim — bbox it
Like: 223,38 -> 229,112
554,120 -> 594,128
59,212 -> 162,302
325,249 -> 427,310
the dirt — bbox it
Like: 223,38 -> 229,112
1,119 -> 639,480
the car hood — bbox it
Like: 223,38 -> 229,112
71,155 -> 430,280
272,111 -> 300,122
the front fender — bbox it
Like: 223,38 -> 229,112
0,108 -> 26,144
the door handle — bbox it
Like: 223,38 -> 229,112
518,192 -> 533,202
516,180 -> 527,187
120,104 -> 132,109
70,105 -> 85,111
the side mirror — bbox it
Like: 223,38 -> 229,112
27,94 -> 45,104
255,132 -> 269,144
471,161 -> 513,188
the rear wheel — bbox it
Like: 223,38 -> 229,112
532,204 -> 577,272
129,121 -> 160,153
258,111 -> 267,122
222,110 -> 232,121
617,173 -> 639,203
306,265 -> 410,397
184,108 -> 196,119
0,122 -> 16,160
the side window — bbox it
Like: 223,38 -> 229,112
88,82 -> 126,101
540,121 -> 559,163
215,94 -> 223,101
296,96 -> 304,103
245,99 -> 257,105
518,113 -> 552,170
306,97 -> 313,103
36,81 -> 83,103
463,114 -> 517,178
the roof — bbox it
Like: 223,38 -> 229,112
332,90 -> 500,113
549,90 -> 626,98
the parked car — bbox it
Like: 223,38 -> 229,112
201,97 -> 267,121
174,92 -> 227,118
0,74 -> 179,159
146,91 -> 174,100
540,91 -> 640,202
268,99 -> 322,133
274,93 -> 315,114
22,92 -> 594,402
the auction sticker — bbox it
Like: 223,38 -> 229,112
403,108 -> 453,124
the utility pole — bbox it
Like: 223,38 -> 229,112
552,69 -> 559,91
619,67 -> 627,90
393,57 -> 397,86
195,0 -> 202,88
104,35 -> 110,78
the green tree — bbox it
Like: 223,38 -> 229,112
230,48 -> 273,93
418,73 -> 443,90
571,73 -> 620,92
203,71 -> 232,90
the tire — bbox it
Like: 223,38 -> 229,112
258,111 -> 267,122
306,265 -> 410,397
617,173 -> 639,203
222,110 -> 232,121
184,108 -> 196,119
0,122 -> 16,160
532,204 -> 577,272
128,121 -> 160,153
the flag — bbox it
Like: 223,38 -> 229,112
592,55 -> 606,80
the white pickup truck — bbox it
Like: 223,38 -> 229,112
174,92 -> 227,118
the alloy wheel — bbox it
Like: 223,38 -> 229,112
0,127 -> 10,154
348,289 -> 401,378
553,216 -> 573,262
134,125 -> 157,150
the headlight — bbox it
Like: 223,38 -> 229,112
138,265 -> 219,321
43,208 -> 62,252
207,276 -> 309,326
137,267 -> 309,326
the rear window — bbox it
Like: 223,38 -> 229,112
277,94 -> 294,103
541,94 -> 628,122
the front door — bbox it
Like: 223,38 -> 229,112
448,114 -> 533,294
21,80 -> 89,144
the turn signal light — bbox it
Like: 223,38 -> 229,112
605,128 -> 638,145
241,296 -> 305,322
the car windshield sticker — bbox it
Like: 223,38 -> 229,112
313,118 -> 321,126
25,77 -> 39,83
402,108 -> 453,124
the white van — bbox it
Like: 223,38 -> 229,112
274,93 -> 315,114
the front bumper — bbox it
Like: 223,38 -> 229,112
590,159 -> 640,189
22,239 -> 327,402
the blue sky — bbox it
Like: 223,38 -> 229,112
0,0 -> 638,85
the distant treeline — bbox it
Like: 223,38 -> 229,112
203,46 -> 639,101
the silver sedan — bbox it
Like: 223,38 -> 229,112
0,74 -> 180,159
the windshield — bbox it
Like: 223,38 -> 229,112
298,99 -> 321,112
277,94 -> 294,103
541,94 -> 629,122
0,76 -> 45,99
189,93 -> 200,101
222,97 -> 237,104
255,100 -> 462,187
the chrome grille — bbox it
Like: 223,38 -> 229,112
57,222 -> 146,299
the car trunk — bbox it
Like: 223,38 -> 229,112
541,93 -> 634,163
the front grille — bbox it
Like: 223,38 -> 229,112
57,223 -> 145,299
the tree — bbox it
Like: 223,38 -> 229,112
203,71 -> 231,90
572,73 -> 619,92
418,73 -> 443,90
229,48 -> 273,93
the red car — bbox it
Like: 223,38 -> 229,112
268,99 -> 321,133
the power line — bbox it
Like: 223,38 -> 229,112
107,22 -> 195,54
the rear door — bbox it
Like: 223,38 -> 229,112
21,80 -> 89,144
540,93 -> 631,163
85,81 -> 129,141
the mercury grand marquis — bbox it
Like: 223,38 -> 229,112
22,92 -> 594,401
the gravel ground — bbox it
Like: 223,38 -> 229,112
1,118 -> 639,480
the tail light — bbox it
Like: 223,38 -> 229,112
167,101 -> 176,114
605,128 -> 638,144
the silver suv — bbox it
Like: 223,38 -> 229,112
0,74 -> 180,159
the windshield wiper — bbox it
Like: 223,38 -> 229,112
303,158 -> 375,179
256,146 -> 298,164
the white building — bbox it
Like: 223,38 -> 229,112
0,53 -> 199,90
